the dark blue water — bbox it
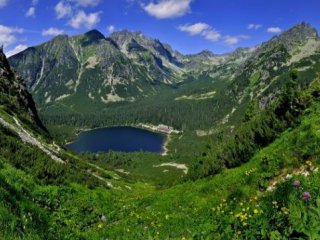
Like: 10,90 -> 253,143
66,126 -> 165,153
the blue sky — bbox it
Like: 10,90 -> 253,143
0,0 -> 319,56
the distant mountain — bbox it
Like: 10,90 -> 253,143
8,23 -> 320,131
229,22 -> 320,108
8,29 -> 187,111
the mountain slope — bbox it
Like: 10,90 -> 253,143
0,46 -> 46,132
9,30 -> 185,112
7,22 -> 320,156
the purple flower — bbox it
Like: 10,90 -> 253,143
292,180 -> 301,189
302,192 -> 311,201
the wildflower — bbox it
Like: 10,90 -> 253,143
302,192 -> 311,200
292,180 -> 301,189
98,223 -> 103,229
285,174 -> 293,179
253,209 -> 259,214
281,207 -> 289,215
165,214 -> 169,220
302,171 -> 310,177
181,237 -> 186,240
272,201 -> 278,205
254,196 -> 258,201
306,160 -> 313,167
143,226 -> 148,231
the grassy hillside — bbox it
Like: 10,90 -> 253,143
0,77 -> 319,239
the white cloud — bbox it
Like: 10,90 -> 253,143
0,0 -> 7,8
5,44 -> 28,57
0,25 -> 24,47
70,0 -> 101,7
248,24 -> 262,30
42,27 -> 65,36
69,10 -> 101,29
178,22 -> 221,42
55,1 -> 72,19
179,22 -> 250,45
26,7 -> 36,17
202,29 -> 221,42
107,25 -> 115,34
267,27 -> 282,33
224,36 -> 239,45
178,22 -> 210,35
143,0 -> 192,19
224,35 -> 249,45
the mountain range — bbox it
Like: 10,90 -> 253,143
7,23 -> 320,135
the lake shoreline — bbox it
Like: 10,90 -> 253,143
161,133 -> 171,156
67,123 -> 180,156
66,125 -> 175,154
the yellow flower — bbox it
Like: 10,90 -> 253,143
240,202 -> 243,206
281,207 -> 289,215
98,223 -> 103,229
306,160 -> 313,166
181,237 -> 186,240
254,196 -> 258,201
253,209 -> 259,214
165,214 -> 169,220
272,201 -> 278,205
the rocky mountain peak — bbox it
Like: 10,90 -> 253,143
195,50 -> 215,57
280,22 -> 318,41
265,22 -> 318,51
0,48 -> 46,131
84,29 -> 105,39
0,47 -> 15,79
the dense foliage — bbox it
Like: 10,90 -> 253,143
187,74 -> 320,180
